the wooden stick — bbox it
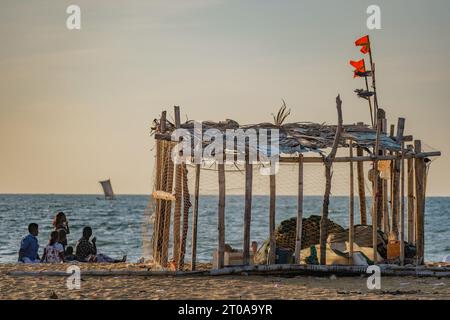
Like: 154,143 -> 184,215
407,145 -> 415,244
362,61 -> 374,127
152,190 -> 176,201
276,152 -> 440,163
376,110 -> 386,229
319,95 -> 343,265
218,163 -> 226,268
174,106 -> 180,128
372,118 -> 382,264
153,143 -> 161,263
400,140 -> 406,265
356,123 -> 367,225
392,118 -> 405,238
191,164 -> 201,271
9,265 -> 450,278
295,154 -> 304,264
243,158 -> 253,265
178,164 -> 191,269
161,146 -> 174,266
381,114 -> 389,233
414,140 -> 426,264
269,172 -> 276,264
349,140 -> 355,265
172,106 -> 182,268
160,111 -> 167,133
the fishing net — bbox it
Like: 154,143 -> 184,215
147,137 -> 409,268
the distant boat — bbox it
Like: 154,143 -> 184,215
98,179 -> 116,200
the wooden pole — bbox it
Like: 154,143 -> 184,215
178,164 -> 191,269
400,140 -> 406,265
161,145 -> 174,266
319,95 -> 343,265
154,111 -> 167,264
218,163 -> 226,269
356,122 -> 367,225
294,154 -> 304,264
174,106 -> 180,130
160,111 -> 167,133
349,140 -> 355,265
172,106 -> 182,268
153,145 -> 162,262
407,145 -> 415,244
372,118 -> 382,264
414,140 -> 426,264
389,124 -> 395,234
190,164 -> 200,271
392,118 -> 405,238
243,157 -> 253,265
269,172 -> 276,264
363,60 -> 374,127
376,110 -> 386,229
367,36 -> 379,122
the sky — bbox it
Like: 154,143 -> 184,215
0,0 -> 449,195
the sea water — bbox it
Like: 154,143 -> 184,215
0,194 -> 448,263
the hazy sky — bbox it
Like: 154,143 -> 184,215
1,0 -> 449,195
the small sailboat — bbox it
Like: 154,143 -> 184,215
98,179 -> 116,200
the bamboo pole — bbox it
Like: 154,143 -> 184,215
269,172 -> 276,264
356,122 -> 367,225
153,143 -> 162,262
319,95 -> 343,265
414,140 -> 426,265
400,140 -> 406,265
407,145 -> 415,244
372,118 -> 382,264
218,163 -> 226,269
389,124 -> 395,234
391,118 -> 405,238
376,110 -> 386,229
179,164 -> 191,269
243,156 -> 253,265
362,61 -> 374,127
153,111 -> 167,263
275,152 -> 440,163
161,146 -> 174,266
190,164 -> 200,271
367,36 -> 378,121
349,140 -> 355,265
294,154 -> 304,264
172,106 -> 182,268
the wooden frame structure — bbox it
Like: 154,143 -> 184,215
150,103 -> 440,270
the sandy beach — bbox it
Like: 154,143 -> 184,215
1,263 -> 449,300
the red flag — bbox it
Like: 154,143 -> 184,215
355,35 -> 370,54
350,59 -> 365,78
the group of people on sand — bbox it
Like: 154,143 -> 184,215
18,212 -> 126,264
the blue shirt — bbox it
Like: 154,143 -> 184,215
19,234 -> 39,261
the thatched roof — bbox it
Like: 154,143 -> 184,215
152,118 -> 401,157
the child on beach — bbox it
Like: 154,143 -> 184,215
75,226 -> 126,263
64,246 -> 77,262
53,211 -> 70,249
18,223 -> 40,263
41,231 -> 65,263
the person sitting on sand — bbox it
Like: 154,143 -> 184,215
75,226 -> 126,263
18,223 -> 40,263
64,246 -> 77,262
41,231 -> 65,263
53,211 -> 70,249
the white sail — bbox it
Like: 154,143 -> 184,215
99,179 -> 115,200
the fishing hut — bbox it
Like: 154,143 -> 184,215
149,36 -> 441,272
149,102 -> 440,271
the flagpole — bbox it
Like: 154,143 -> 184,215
367,35 -> 379,127
363,59 -> 374,127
